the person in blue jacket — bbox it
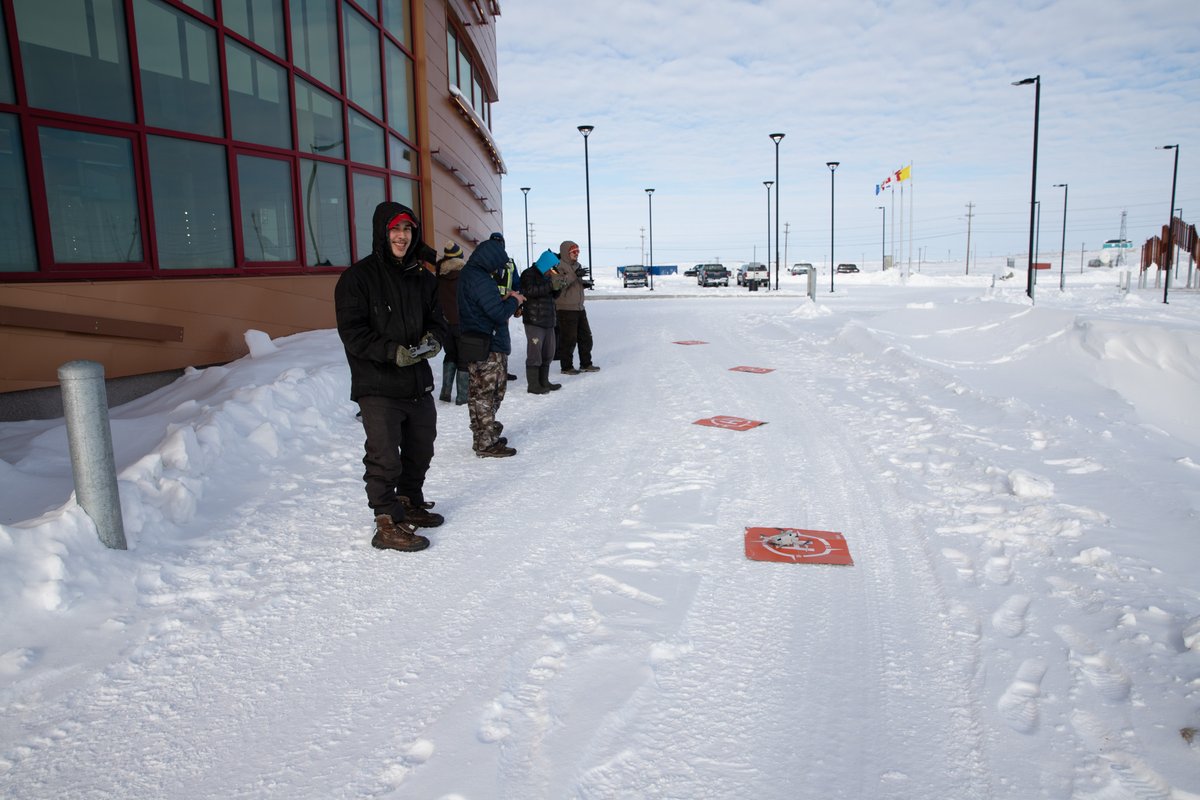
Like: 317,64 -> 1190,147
334,202 -> 448,552
457,233 -> 524,457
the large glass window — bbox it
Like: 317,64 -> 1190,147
177,0 -> 214,16
295,78 -> 344,157
301,159 -> 349,266
343,5 -> 382,118
352,172 -> 385,262
457,50 -> 471,102
348,109 -> 384,168
14,0 -> 135,122
0,115 -> 36,271
39,127 -> 142,264
389,136 -> 416,176
446,28 -> 458,88
237,154 -> 296,263
382,0 -> 410,47
0,12 -> 14,104
385,43 -> 414,141
389,175 -> 417,217
148,136 -> 233,269
225,0 -> 286,58
134,0 -> 222,137
226,40 -> 292,149
290,0 -> 340,92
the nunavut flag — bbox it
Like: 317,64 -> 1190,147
896,165 -> 912,182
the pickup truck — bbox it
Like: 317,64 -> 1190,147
621,264 -> 648,287
697,264 -> 729,287
737,262 -> 770,287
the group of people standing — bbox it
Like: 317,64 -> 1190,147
334,201 -> 598,553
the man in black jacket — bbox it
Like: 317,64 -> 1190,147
335,202 -> 449,552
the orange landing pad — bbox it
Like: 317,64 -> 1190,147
729,366 -> 775,374
744,527 -> 854,565
694,416 -> 766,431
673,340 -> 708,345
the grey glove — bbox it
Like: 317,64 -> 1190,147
415,332 -> 442,360
575,267 -> 588,278
394,344 -> 420,367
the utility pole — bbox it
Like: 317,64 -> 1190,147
964,202 -> 975,274
640,226 -> 645,265
784,222 -> 791,271
527,222 -> 536,257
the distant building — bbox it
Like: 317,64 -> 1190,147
0,0 -> 503,410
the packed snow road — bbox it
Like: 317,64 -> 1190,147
3,282 -> 1199,799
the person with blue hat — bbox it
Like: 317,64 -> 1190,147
519,248 -> 565,394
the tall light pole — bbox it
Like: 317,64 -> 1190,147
770,133 -> 785,290
520,187 -> 531,269
876,205 -> 885,271
578,125 -> 595,285
1053,183 -> 1068,291
764,181 -> 773,276
645,188 -> 655,292
1013,75 -> 1040,301
1158,144 -> 1179,304
1035,200 -> 1041,265
827,161 -> 839,292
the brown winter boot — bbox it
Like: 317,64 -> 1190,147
398,496 -> 444,528
372,514 -> 430,551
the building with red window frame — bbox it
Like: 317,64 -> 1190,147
0,0 -> 503,415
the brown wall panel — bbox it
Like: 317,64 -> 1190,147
0,275 -> 338,393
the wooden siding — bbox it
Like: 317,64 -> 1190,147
0,275 -> 338,393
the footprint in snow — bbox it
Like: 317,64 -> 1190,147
997,657 -> 1046,733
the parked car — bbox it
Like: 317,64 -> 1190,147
790,262 -> 814,275
1087,258 -> 1105,268
621,264 -> 648,287
683,265 -> 700,277
836,263 -> 860,273
696,263 -> 729,287
736,262 -> 770,287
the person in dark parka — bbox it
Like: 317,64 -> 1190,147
435,241 -> 469,405
334,201 -> 449,552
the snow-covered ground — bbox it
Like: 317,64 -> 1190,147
2,258 -> 1199,798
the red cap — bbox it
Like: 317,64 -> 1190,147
386,212 -> 416,230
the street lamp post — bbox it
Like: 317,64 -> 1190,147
520,187 -> 531,269
1158,145 -> 1180,304
764,181 -> 773,279
827,161 -> 839,292
1053,183 -> 1068,291
645,189 -> 655,292
770,133 -> 785,290
578,125 -> 595,285
1013,75 -> 1041,301
876,205 -> 885,271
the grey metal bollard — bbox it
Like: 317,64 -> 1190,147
58,361 -> 127,550
807,267 -> 817,300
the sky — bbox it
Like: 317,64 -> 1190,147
2,264 -> 1199,796
492,0 -> 1200,270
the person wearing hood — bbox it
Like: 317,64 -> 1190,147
435,241 -> 469,405
553,240 -> 600,374
519,248 -> 565,394
456,233 -> 524,457
334,202 -> 449,552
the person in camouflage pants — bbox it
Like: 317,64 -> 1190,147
467,350 -> 509,452
456,234 -> 523,457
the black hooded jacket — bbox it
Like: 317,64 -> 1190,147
334,202 -> 448,401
